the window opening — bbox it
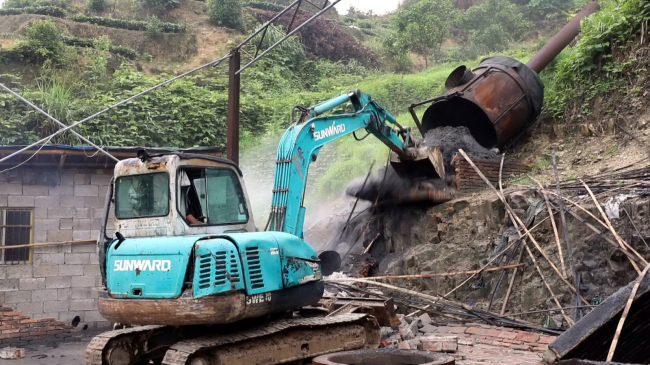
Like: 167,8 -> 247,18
0,209 -> 33,264
115,173 -> 170,219
178,168 -> 248,225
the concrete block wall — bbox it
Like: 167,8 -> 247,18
0,168 -> 114,330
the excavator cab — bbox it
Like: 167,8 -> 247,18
97,151 -> 325,327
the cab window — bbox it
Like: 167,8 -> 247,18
178,168 -> 248,225
115,173 -> 170,219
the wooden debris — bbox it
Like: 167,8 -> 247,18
523,243 -> 574,326
501,244 -> 525,315
529,174 -> 568,279
580,179 -> 646,273
606,263 -> 650,361
328,264 -> 523,281
458,149 -> 588,305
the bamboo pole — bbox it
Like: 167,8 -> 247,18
552,151 -> 580,322
559,203 -> 642,265
580,179 -> 646,272
529,175 -> 568,279
508,305 -> 597,316
501,244 -> 525,315
524,243 -> 574,326
444,235 -> 522,297
328,264 -> 523,281
606,263 -> 650,361
0,239 -> 96,250
458,149 -> 587,305
363,232 -> 381,254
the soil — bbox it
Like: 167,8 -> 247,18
422,126 -> 499,160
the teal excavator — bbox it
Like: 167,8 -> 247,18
87,91 -> 451,365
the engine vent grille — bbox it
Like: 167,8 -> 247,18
214,251 -> 227,286
229,253 -> 240,283
198,254 -> 211,289
246,246 -> 264,289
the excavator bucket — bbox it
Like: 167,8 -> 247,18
390,145 -> 446,179
384,145 -> 456,205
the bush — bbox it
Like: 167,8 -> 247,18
208,0 -> 243,29
0,6 -> 67,18
87,0 -> 107,12
4,0 -> 67,9
140,0 -> 181,12
62,35 -> 139,59
70,14 -> 185,33
24,19 -> 65,62
246,1 -> 284,12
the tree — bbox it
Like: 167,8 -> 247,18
460,0 -> 530,53
87,0 -> 106,12
391,0 -> 459,68
24,19 -> 65,62
525,0 -> 576,21
208,0 -> 243,30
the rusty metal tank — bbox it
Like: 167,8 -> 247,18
411,2 -> 601,149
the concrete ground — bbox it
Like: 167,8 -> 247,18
1,340 -> 88,365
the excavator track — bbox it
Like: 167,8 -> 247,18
162,313 -> 380,365
86,325 -> 167,365
85,313 -> 379,365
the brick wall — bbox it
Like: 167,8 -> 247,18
0,167 -> 114,336
0,306 -> 74,346
452,154 -> 529,191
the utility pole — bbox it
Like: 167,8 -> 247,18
227,49 -> 241,165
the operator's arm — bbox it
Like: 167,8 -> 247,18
186,214 -> 203,225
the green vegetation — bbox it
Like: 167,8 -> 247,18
87,0 -> 106,12
209,0 -> 243,29
246,1 -> 284,12
70,14 -> 186,33
388,0 -> 459,68
547,0 -> 650,120
0,5 -> 67,17
140,0 -> 181,12
458,0 -> 530,57
0,0 -> 647,200
0,19 -> 66,64
62,36 -> 139,59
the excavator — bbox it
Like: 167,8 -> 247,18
86,90 -> 451,365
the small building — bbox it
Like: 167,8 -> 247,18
0,144 -> 223,345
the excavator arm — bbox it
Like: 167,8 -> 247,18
267,90 -> 443,238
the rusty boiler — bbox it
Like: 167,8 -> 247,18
410,2 -> 601,148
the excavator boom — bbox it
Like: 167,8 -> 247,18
268,90 -> 448,237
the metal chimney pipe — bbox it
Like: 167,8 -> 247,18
526,2 -> 601,73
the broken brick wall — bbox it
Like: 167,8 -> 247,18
0,306 -> 73,346
452,154 -> 529,191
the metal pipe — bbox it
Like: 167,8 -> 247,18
526,2 -> 601,73
0,54 -> 231,165
236,0 -> 341,75
0,84 -> 119,162
227,50 -> 241,165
